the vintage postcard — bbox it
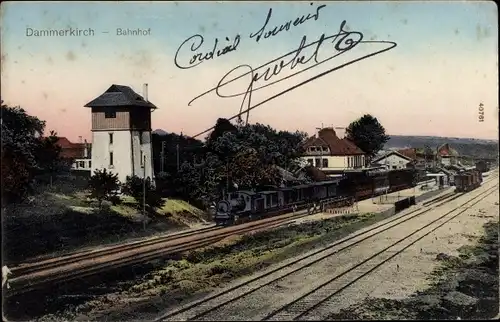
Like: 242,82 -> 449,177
1,1 -> 498,321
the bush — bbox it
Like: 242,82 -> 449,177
122,175 -> 165,211
88,169 -> 120,208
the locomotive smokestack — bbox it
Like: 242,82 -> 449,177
143,83 -> 148,102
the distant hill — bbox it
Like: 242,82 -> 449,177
385,135 -> 499,160
153,129 -> 168,136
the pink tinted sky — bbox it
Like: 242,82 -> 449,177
1,1 -> 498,142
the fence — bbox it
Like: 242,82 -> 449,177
394,196 -> 416,212
322,197 -> 358,215
374,192 -> 410,205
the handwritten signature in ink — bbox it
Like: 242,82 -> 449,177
187,20 -> 397,137
175,34 -> 241,69
174,3 -> 326,69
250,3 -> 326,43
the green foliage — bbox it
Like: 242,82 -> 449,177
346,114 -> 390,158
1,101 -> 63,205
88,169 -> 119,208
152,119 -> 308,208
122,175 -> 165,210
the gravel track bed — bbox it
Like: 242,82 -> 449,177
158,180 -> 498,321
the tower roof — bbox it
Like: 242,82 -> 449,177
84,84 -> 157,109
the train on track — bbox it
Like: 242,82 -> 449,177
475,160 -> 491,173
454,169 -> 483,193
215,169 -> 418,226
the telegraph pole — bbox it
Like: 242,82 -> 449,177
143,154 -> 146,231
160,141 -> 166,173
316,124 -> 324,169
176,143 -> 180,171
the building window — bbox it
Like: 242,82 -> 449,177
109,133 -> 113,144
140,151 -> 144,167
139,131 -> 143,144
110,152 -> 114,166
315,158 -> 321,167
322,158 -> 328,168
105,110 -> 116,118
79,161 -> 85,168
307,158 -> 313,166
88,161 -> 92,168
310,147 -> 316,152
322,146 -> 328,152
392,165 -> 397,169
347,157 -> 350,168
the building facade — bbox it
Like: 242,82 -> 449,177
437,143 -> 459,166
85,84 -> 156,183
53,137 -> 92,172
371,151 -> 413,170
301,127 -> 366,171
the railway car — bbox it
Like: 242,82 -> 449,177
388,169 -> 418,193
454,169 -> 483,192
341,171 -> 390,200
475,160 -> 490,173
214,168 -> 420,226
214,179 -> 343,225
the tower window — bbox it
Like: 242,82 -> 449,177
109,133 -> 113,144
110,152 -> 114,166
105,110 -> 116,118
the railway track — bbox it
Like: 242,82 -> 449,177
8,180 -> 481,297
7,204 -> 330,296
155,179 -> 498,321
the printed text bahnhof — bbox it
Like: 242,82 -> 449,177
26,27 -> 152,37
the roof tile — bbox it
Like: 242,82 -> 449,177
303,128 -> 365,156
84,84 -> 157,109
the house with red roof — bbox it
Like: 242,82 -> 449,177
436,143 -> 459,166
301,127 -> 366,172
54,137 -> 92,171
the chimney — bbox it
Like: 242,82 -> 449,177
83,139 -> 88,158
143,83 -> 148,102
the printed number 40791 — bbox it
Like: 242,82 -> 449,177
479,103 -> 484,122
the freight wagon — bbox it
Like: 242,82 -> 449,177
454,169 -> 483,192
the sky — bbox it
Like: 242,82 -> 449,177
1,1 -> 498,142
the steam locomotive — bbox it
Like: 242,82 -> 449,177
214,169 -> 418,226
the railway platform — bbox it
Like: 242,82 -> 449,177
290,181 -> 454,225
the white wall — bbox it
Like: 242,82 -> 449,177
91,130 -> 153,184
131,130 -> 154,180
302,155 -> 365,170
441,157 -> 452,166
372,153 -> 410,170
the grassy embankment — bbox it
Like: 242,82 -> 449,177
326,220 -> 499,320
3,176 -> 208,264
22,209 -> 403,321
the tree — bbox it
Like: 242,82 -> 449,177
424,145 -> 434,168
346,114 -> 390,160
1,101 -> 61,205
122,175 -> 165,211
206,118 -> 238,149
88,169 -> 119,209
